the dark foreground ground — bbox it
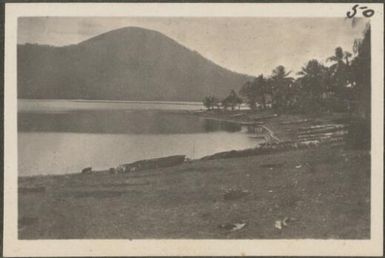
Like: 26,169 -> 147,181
19,144 -> 370,239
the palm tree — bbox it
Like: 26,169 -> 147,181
326,47 -> 352,87
327,47 -> 352,100
297,59 -> 329,112
327,47 -> 344,63
298,59 -> 328,94
239,75 -> 268,110
269,65 -> 293,112
256,75 -> 270,110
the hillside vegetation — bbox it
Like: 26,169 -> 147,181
18,27 -> 250,101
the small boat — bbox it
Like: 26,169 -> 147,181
118,155 -> 186,172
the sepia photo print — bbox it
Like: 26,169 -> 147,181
3,2 -> 384,257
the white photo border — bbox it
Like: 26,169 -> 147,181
3,3 -> 384,257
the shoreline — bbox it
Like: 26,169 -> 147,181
18,110 -> 282,178
18,110 -> 370,239
19,98 -> 204,105
191,110 -> 282,144
18,110 -> 351,178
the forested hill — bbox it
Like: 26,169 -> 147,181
18,27 -> 250,101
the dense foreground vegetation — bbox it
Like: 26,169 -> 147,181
203,25 -> 370,121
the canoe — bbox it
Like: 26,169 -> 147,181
119,155 -> 186,172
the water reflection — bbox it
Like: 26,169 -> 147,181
202,119 -> 241,132
18,110 -> 241,134
18,101 -> 260,176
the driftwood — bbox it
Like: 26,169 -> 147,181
118,155 -> 186,173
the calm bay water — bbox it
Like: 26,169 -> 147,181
18,100 -> 259,176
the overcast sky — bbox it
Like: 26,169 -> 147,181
18,17 -> 367,76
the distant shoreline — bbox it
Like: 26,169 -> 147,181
18,98 -> 205,106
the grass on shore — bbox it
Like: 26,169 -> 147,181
18,144 -> 370,239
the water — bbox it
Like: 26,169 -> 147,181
18,99 -> 260,176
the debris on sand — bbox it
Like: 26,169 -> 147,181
295,165 -> 302,169
275,217 -> 289,230
275,220 -> 283,230
223,188 -> 250,201
231,222 -> 247,231
219,221 -> 247,232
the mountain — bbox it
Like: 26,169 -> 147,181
18,27 -> 251,101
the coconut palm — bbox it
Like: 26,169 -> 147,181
269,65 -> 293,112
327,47 -> 352,103
256,75 -> 270,110
297,59 -> 328,95
239,75 -> 269,110
297,59 -> 330,112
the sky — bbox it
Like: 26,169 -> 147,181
18,17 -> 368,76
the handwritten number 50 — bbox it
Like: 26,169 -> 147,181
347,4 -> 375,18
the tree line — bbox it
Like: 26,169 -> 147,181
203,25 -> 370,120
